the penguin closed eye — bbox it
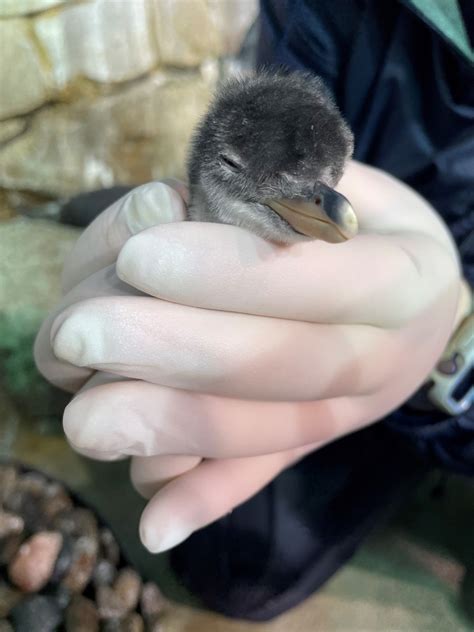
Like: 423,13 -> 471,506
187,71 -> 358,244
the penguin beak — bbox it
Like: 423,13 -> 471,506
265,183 -> 358,243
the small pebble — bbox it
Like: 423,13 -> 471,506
0,465 -> 17,504
100,529 -> 120,566
72,508 -> 99,540
0,619 -> 14,632
10,595 -> 62,632
97,584 -> 128,620
114,568 -> 141,613
4,492 -> 45,531
0,580 -> 21,617
140,583 -> 166,619
52,510 -> 77,536
8,531 -> 63,592
93,558 -> 117,587
42,482 -> 73,522
62,535 -> 98,593
0,511 -> 24,539
65,594 -> 99,632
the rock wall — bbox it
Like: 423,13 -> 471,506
0,0 -> 258,209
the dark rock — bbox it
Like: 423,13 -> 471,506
62,535 -> 98,593
4,491 -> 45,532
0,580 -> 21,617
50,583 -> 72,609
51,534 -> 74,583
0,534 -> 23,566
8,531 -> 62,592
52,510 -> 77,537
65,594 -> 99,632
100,529 -> 120,566
42,482 -> 73,523
93,559 -> 117,587
10,595 -> 62,632
114,568 -> 141,614
4,473 -> 48,532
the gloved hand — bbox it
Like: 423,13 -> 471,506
34,162 -> 463,553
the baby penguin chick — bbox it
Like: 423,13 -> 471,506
187,71 -> 358,244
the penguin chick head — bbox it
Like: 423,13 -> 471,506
187,71 -> 355,244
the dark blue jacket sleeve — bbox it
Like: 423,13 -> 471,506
257,0 -> 474,475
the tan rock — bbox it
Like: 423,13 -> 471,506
65,595 -> 99,632
0,0 -> 65,17
113,568 -> 142,614
107,70 -> 213,184
0,19 -> 53,119
0,70 -> 213,197
34,0 -> 158,87
151,0 -> 258,67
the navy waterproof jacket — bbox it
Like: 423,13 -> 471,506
257,0 -> 474,475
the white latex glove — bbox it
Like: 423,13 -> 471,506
34,163 -> 463,553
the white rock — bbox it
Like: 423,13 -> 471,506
0,19 -> 53,118
34,0 -> 158,86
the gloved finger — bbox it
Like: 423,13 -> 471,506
117,208 -> 458,331
61,181 -> 187,294
62,378 -> 383,459
65,371 -> 130,461
139,444 -> 319,553
130,455 -> 202,499
51,294 -> 397,400
34,265 -> 140,392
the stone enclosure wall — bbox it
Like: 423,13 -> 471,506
0,0 -> 258,214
